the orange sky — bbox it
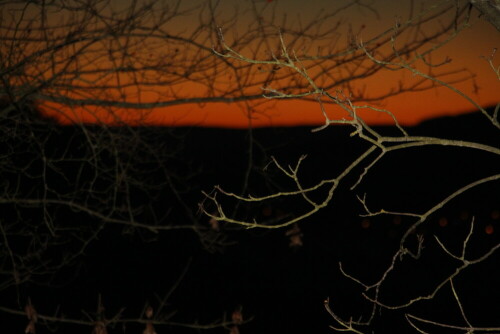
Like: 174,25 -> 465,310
39,0 -> 499,128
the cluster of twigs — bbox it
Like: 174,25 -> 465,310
201,0 -> 500,332
0,297 -> 245,334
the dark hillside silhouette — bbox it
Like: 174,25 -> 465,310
1,107 -> 499,334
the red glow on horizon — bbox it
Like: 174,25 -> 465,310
40,38 -> 500,128
40,78 -> 498,128
36,4 -> 500,129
